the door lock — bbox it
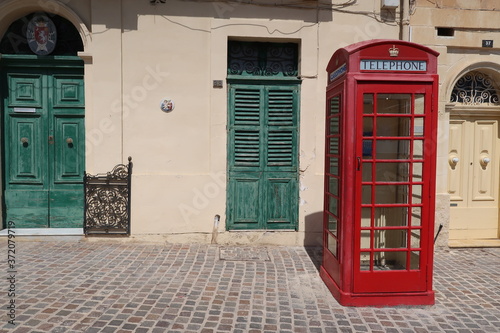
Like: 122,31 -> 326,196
48,135 -> 54,144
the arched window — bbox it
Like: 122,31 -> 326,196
0,13 -> 83,56
450,71 -> 500,105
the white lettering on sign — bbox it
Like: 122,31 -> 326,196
329,63 -> 347,82
360,60 -> 427,72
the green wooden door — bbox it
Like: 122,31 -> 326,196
227,83 -> 299,230
2,61 -> 85,228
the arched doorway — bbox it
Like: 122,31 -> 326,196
447,70 -> 500,245
0,12 -> 85,228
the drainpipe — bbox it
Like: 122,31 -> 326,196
399,0 -> 410,41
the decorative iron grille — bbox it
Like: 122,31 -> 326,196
450,71 -> 500,105
84,157 -> 132,235
227,41 -> 298,77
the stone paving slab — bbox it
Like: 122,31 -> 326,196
0,240 -> 498,333
219,246 -> 271,261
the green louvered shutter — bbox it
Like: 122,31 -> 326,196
227,83 -> 299,230
264,87 -> 298,228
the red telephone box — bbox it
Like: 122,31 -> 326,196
320,40 -> 439,306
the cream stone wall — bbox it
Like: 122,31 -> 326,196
95,0 -> 401,244
410,0 -> 500,247
0,0 -> 403,245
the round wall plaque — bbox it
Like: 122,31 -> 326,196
160,98 -> 175,112
26,14 -> 57,55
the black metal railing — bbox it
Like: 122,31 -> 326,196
84,157 -> 132,235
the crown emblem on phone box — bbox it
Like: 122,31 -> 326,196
389,45 -> 399,57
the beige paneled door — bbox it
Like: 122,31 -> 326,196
448,114 -> 500,241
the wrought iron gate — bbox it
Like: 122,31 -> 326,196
84,157 -> 132,235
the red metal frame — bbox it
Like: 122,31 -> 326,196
321,40 -> 439,307
322,83 -> 346,291
354,83 -> 432,294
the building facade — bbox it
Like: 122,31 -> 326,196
0,0 -> 498,247
409,0 -> 500,247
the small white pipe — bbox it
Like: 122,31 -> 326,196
211,215 -> 220,244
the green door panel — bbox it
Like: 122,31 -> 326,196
7,74 -> 42,107
228,175 -> 261,228
53,117 -> 85,182
2,59 -> 85,228
227,83 -> 299,230
231,87 -> 261,125
50,116 -> 84,226
232,129 -> 261,169
4,114 -> 48,227
7,116 -> 45,184
266,130 -> 297,170
52,75 -> 85,109
49,190 -> 84,227
4,190 -> 49,227
265,177 -> 298,228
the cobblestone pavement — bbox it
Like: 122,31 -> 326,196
1,240 -> 499,333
